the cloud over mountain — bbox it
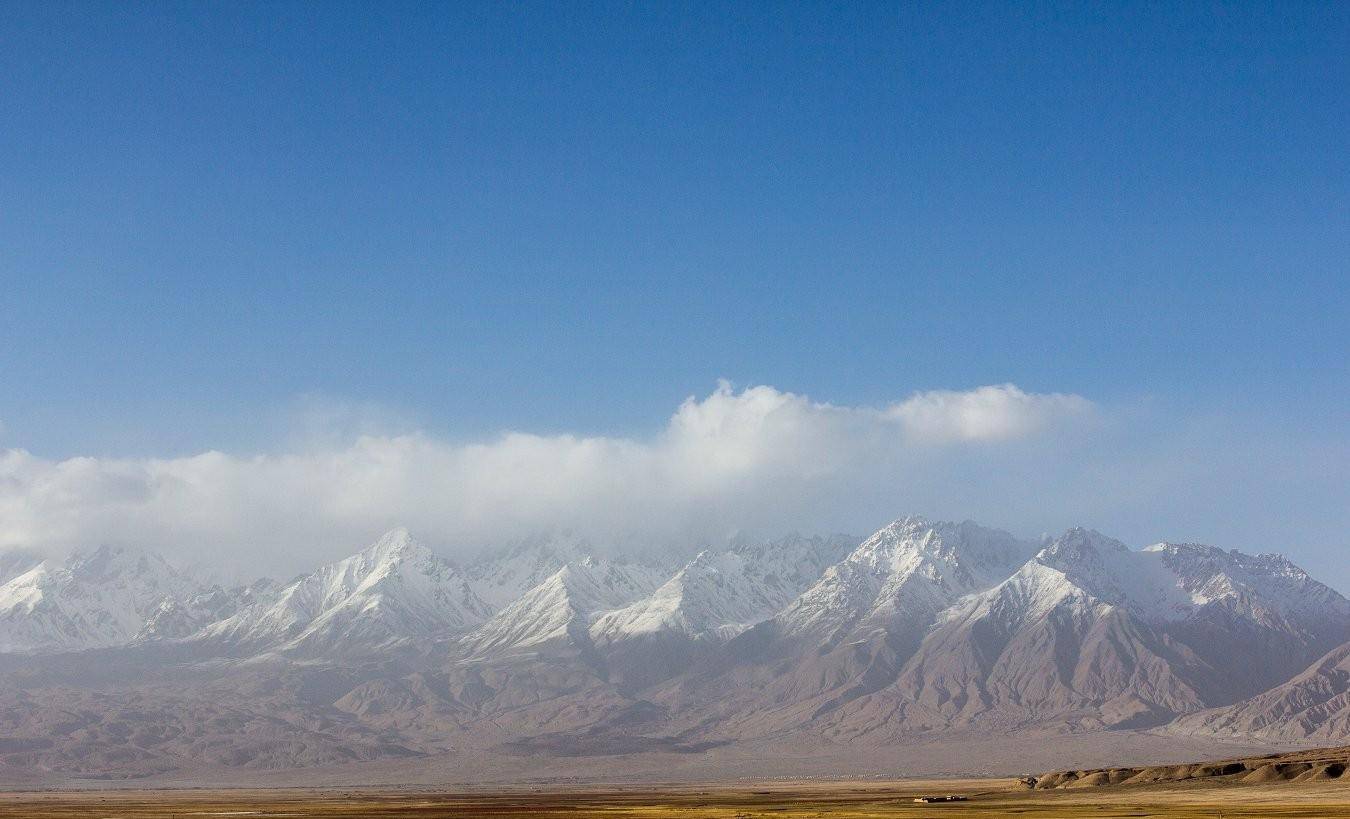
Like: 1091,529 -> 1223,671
0,383 -> 1097,573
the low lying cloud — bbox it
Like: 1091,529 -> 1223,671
0,383 -> 1100,575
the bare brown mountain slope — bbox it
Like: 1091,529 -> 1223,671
1172,639 -> 1350,742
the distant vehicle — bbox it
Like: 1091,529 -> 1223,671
913,795 -> 969,803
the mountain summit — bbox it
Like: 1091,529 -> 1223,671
193,528 -> 491,656
0,545 -> 199,653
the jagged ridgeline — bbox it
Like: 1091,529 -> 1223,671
1,517 -> 1349,776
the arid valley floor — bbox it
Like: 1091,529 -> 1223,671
3,777 -> 1350,819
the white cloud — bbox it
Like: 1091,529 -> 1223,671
886,384 -> 1095,443
0,382 -> 1099,575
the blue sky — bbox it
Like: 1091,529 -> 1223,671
0,3 -> 1347,583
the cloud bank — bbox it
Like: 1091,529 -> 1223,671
0,383 -> 1099,574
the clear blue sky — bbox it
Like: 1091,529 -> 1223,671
2,1 -> 1347,457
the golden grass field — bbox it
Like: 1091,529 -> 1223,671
3,778 -> 1350,819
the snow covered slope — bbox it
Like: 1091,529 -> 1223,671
587,535 -> 855,689
648,518 -> 1037,733
989,530 -> 1350,702
459,558 -> 660,660
817,528 -> 1350,738
1034,533 -> 1350,632
592,534 -> 855,645
871,529 -> 1217,733
775,517 -> 1036,647
0,546 -> 199,653
0,551 -> 41,586
1145,542 -> 1350,697
136,579 -> 278,642
193,528 -> 490,656
462,533 -> 607,611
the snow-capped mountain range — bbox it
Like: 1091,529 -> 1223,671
1,516 -> 1348,778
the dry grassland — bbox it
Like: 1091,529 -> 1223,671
2,778 -> 1349,819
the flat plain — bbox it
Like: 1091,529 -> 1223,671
3,778 -> 1350,819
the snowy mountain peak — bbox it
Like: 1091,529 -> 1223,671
592,552 -> 754,643
1038,527 -> 1130,562
0,546 -> 201,653
1022,531 -> 1350,628
776,519 -> 1035,642
1148,541 -> 1350,623
0,550 -> 43,586
952,557 -> 1098,628
66,544 -> 181,584
978,528 -> 1164,621
363,526 -> 419,559
853,516 -> 960,557
190,529 -> 490,656
845,517 -> 1035,586
1025,529 -> 1200,617
461,558 -> 661,658
590,535 -> 858,655
876,514 -> 932,535
135,579 -> 277,642
539,559 -> 657,612
0,561 -> 54,615
461,531 -> 604,610
326,528 -> 446,595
